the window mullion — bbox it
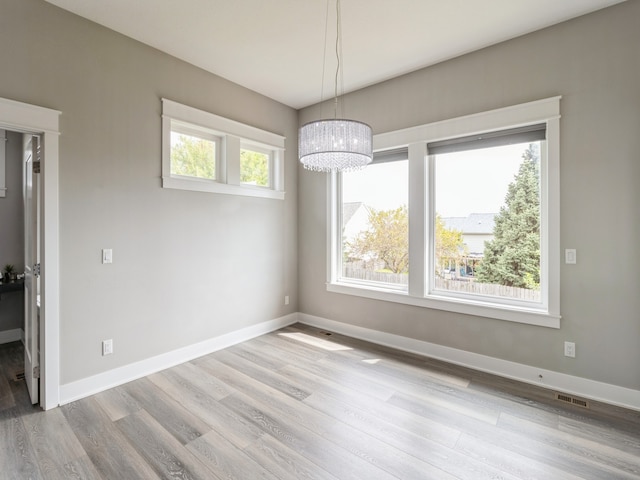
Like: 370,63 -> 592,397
328,171 -> 340,285
224,135 -> 240,186
408,142 -> 426,297
545,116 -> 561,315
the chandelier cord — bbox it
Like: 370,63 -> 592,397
334,0 -> 342,119
298,0 -> 372,173
320,0 -> 330,107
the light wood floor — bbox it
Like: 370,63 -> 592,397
1,323 -> 639,479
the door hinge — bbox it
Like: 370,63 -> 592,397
33,365 -> 40,378
33,160 -> 41,174
33,263 -> 41,277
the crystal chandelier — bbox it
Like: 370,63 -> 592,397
298,0 -> 372,173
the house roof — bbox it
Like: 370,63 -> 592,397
441,213 -> 496,234
343,202 -> 365,226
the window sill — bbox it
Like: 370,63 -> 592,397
162,176 -> 285,200
327,282 -> 560,328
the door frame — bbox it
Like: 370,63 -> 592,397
0,97 -> 60,410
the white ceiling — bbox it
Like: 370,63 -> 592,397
45,0 -> 625,109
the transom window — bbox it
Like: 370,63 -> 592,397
162,99 -> 285,200
329,97 -> 561,328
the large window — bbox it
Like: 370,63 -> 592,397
340,152 -> 409,290
162,99 -> 285,200
329,98 -> 561,327
430,125 -> 545,307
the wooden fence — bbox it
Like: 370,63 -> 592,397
342,266 -> 408,285
434,278 -> 540,302
342,266 -> 540,301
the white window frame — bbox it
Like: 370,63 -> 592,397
162,99 -> 285,200
328,97 -> 561,328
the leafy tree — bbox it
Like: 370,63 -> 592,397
435,214 -> 466,275
348,205 -> 408,274
240,150 -> 269,186
346,207 -> 468,276
171,134 -> 215,179
475,144 -> 541,289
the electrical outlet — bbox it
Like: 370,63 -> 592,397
284,295 -> 290,305
564,341 -> 575,358
102,339 -> 113,356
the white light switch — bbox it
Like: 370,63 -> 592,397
565,249 -> 576,264
102,249 -> 113,264
102,339 -> 113,356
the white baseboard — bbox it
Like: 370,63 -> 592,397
59,313 -> 298,405
298,313 -> 640,412
0,328 -> 22,345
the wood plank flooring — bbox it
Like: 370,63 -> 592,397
1,324 -> 639,479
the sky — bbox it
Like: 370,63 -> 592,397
343,143 -> 531,218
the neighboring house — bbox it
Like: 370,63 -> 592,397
440,213 -> 496,277
441,213 -> 496,259
342,202 -> 370,244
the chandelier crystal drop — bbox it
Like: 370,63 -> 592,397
298,0 -> 373,173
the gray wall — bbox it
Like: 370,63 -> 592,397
0,0 -> 298,383
0,130 -> 25,332
299,1 -> 640,391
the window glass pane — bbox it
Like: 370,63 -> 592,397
341,159 -> 409,289
433,141 -> 542,303
170,131 -> 216,180
240,149 -> 270,187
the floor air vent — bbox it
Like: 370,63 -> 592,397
14,371 -> 25,381
555,392 -> 589,409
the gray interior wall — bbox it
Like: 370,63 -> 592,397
0,0 -> 298,383
0,130 -> 25,332
299,1 -> 640,391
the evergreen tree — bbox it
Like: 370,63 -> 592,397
475,144 -> 541,289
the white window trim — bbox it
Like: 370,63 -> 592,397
162,99 -> 285,200
328,97 -> 561,328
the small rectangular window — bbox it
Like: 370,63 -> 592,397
161,99 -> 285,200
170,125 -> 219,181
240,146 -> 270,187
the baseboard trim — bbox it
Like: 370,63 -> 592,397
298,313 -> 640,412
0,328 -> 22,345
59,314 -> 298,405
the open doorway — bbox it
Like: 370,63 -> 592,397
0,129 -> 26,346
0,129 -> 41,406
0,97 -> 60,410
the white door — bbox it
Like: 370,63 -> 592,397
23,134 -> 40,405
